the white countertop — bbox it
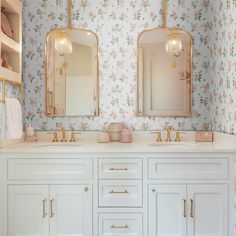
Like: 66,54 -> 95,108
0,132 -> 235,154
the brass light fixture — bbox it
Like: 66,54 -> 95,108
163,0 -> 183,67
55,0 -> 73,55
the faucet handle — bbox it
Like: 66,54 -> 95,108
175,131 -> 181,142
48,131 -> 58,143
156,132 -> 162,142
165,125 -> 174,131
70,131 -> 81,142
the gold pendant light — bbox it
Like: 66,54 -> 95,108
163,0 -> 182,66
55,0 -> 73,55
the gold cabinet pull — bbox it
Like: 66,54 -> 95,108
111,224 -> 129,229
109,167 -> 128,171
183,199 -> 186,218
84,187 -> 89,192
50,199 -> 55,218
190,199 -> 194,218
109,190 -> 129,194
42,199 -> 47,218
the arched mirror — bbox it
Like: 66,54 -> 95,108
137,28 -> 192,117
137,0 -> 192,117
45,0 -> 99,116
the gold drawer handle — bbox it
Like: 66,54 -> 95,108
50,199 -> 55,218
190,199 -> 194,218
183,199 -> 186,218
109,167 -> 128,171
109,190 -> 129,194
111,224 -> 129,229
42,199 -> 47,218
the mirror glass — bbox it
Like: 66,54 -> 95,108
137,28 -> 192,117
46,29 -> 99,116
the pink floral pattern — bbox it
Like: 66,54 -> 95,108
4,0 -> 233,133
208,0 -> 236,134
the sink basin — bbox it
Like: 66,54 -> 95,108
149,142 -> 196,148
33,143 -> 81,148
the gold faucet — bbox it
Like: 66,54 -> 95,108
60,126 -> 67,142
165,126 -> 174,142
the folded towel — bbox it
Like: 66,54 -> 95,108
5,98 -> 23,139
0,103 -> 6,139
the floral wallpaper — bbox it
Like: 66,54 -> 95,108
19,0 -> 235,133
208,0 -> 236,135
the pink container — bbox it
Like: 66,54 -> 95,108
121,128 -> 133,143
107,122 -> 124,142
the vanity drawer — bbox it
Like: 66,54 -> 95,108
99,180 -> 142,207
99,214 -> 142,236
99,159 -> 142,179
148,159 -> 228,180
8,158 -> 93,180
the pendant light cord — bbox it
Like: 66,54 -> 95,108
68,0 -> 72,29
163,0 -> 167,29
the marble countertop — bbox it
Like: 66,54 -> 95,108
0,131 -> 235,154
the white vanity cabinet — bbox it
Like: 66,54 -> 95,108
148,185 -> 187,236
149,184 -> 228,236
0,150 -> 235,236
8,184 -> 93,236
8,185 -> 49,236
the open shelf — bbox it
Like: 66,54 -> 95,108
0,66 -> 21,83
1,33 -> 20,52
0,0 -> 22,84
1,0 -> 21,15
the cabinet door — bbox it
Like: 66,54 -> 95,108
148,185 -> 187,236
8,185 -> 49,236
187,185 -> 228,236
50,185 -> 92,236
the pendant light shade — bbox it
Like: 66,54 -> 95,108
166,33 -> 182,57
55,31 -> 72,55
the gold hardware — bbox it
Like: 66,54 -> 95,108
175,131 -> 181,142
152,189 -> 156,193
60,126 -> 67,142
111,224 -> 129,229
156,132 -> 162,142
69,130 -> 81,142
68,0 -> 72,29
183,199 -> 186,218
42,199 -> 47,218
50,199 -> 55,218
190,199 -> 194,218
109,167 -> 128,171
109,190 -> 129,194
165,125 -> 174,142
163,0 -> 167,29
84,187 -> 89,192
48,131 -> 59,142
166,125 -> 174,140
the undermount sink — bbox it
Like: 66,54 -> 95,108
149,142 -> 197,148
32,143 -> 81,148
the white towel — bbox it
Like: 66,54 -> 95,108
0,103 -> 6,139
5,98 -> 23,139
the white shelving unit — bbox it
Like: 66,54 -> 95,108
0,0 -> 22,84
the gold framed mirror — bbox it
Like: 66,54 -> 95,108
137,0 -> 192,117
45,0 -> 99,117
